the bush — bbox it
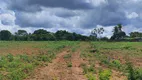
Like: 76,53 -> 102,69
0,74 -> 3,80
7,54 -> 14,62
0,57 -> 6,68
8,69 -> 26,80
111,60 -> 121,69
88,65 -> 96,73
80,63 -> 88,74
22,64 -> 34,74
86,73 -> 96,80
99,69 -> 111,80
20,54 -> 30,62
127,62 -> 142,80
67,62 -> 72,67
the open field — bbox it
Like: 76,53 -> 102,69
0,41 -> 141,80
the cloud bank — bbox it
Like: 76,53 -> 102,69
0,0 -> 142,37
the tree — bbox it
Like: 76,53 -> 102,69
92,27 -> 104,39
130,32 -> 142,38
55,30 -> 71,40
110,24 -> 126,40
32,29 -> 56,41
0,30 -> 12,40
15,30 -> 28,41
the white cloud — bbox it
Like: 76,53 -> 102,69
126,12 -> 139,19
0,0 -> 142,38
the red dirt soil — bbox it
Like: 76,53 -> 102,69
25,49 -> 87,80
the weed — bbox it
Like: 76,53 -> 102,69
88,65 -> 96,73
0,74 -> 3,80
127,62 -> 142,80
67,62 -> 72,67
110,60 -> 121,69
20,54 -> 30,62
64,54 -> 71,59
8,69 -> 26,80
80,63 -> 88,74
86,73 -> 96,80
7,54 -> 14,62
99,69 -> 112,80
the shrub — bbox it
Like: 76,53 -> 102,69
111,60 -> 121,69
127,62 -> 142,80
88,65 -> 96,73
67,62 -> 72,67
0,57 -> 6,68
0,74 -> 3,80
22,64 -> 34,74
6,62 -> 20,71
20,54 -> 30,62
8,69 -> 26,80
7,54 -> 14,62
80,63 -> 88,74
86,73 -> 96,80
99,69 -> 112,80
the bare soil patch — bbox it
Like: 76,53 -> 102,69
25,48 -> 87,80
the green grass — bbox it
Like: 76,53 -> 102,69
99,69 -> 112,80
0,41 -> 142,80
0,41 -> 79,80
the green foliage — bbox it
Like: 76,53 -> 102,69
0,41 -> 81,80
80,63 -> 95,74
110,60 -> 121,69
127,62 -> 142,80
0,74 -> 3,80
130,32 -> 142,38
111,24 -> 126,40
99,69 -> 112,80
20,54 -> 31,63
122,45 -> 132,50
15,30 -> 28,41
22,64 -> 34,74
88,65 -> 96,73
8,69 -> 26,80
67,62 -> 72,67
86,73 -> 96,80
37,54 -> 51,62
6,54 -> 14,62
0,30 -> 12,41
92,27 -> 104,39
0,57 -> 7,68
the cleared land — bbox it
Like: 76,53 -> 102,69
0,41 -> 141,80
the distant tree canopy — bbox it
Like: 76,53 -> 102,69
0,24 -> 141,41
0,30 -> 12,41
91,27 -> 104,38
0,29 -> 91,41
110,24 -> 126,40
129,32 -> 142,38
32,29 -> 56,41
15,30 -> 28,41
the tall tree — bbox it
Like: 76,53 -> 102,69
130,32 -> 142,38
32,29 -> 55,41
92,27 -> 104,39
111,24 -> 126,40
0,30 -> 12,40
15,30 -> 28,41
55,30 -> 71,40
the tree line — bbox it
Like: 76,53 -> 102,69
0,24 -> 142,41
91,24 -> 142,41
0,29 -> 91,41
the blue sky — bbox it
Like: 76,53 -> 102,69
0,0 -> 142,37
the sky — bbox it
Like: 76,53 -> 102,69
0,0 -> 142,37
